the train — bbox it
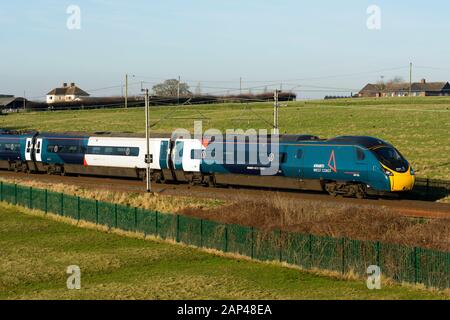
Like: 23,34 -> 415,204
0,130 -> 415,198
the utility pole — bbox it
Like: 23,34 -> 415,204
409,62 -> 413,97
125,74 -> 128,108
273,90 -> 280,135
177,75 -> 181,105
240,77 -> 242,95
143,87 -> 152,193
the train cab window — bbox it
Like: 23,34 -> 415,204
295,149 -> 303,159
372,147 -> 409,173
356,148 -> 365,161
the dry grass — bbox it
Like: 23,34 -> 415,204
0,177 -> 223,213
182,194 -> 450,252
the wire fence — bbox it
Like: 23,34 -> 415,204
1,181 -> 448,289
412,178 -> 450,201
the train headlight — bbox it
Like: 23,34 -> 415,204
384,170 -> 394,177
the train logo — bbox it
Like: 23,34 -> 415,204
328,150 -> 337,173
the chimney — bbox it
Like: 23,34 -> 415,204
63,83 -> 68,88
421,79 -> 426,84
70,82 -> 75,87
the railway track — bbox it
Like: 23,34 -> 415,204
0,171 -> 449,220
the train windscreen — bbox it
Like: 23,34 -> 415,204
372,147 -> 409,173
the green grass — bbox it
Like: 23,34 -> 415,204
0,204 -> 448,300
1,97 -> 449,179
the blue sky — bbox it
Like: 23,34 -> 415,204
1,0 -> 450,99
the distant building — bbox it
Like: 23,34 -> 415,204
0,95 -> 28,110
46,82 -> 90,104
359,79 -> 450,98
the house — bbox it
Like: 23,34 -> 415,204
358,79 -> 450,98
0,95 -> 28,111
46,82 -> 90,104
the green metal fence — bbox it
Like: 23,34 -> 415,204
1,181 -> 448,289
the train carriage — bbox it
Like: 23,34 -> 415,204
83,136 -> 172,180
0,132 -> 34,172
34,133 -> 89,174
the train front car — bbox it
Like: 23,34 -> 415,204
327,136 -> 415,196
369,144 -> 415,193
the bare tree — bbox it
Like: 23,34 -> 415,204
152,79 -> 191,97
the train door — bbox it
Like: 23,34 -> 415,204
159,140 -> 170,170
172,140 -> 184,171
354,147 -> 368,181
295,148 -> 304,179
35,138 -> 43,162
182,139 -> 202,173
25,138 -> 33,161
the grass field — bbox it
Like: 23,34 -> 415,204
1,97 -> 449,179
0,204 -> 448,300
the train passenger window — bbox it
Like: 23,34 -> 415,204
90,146 -> 101,154
1,143 -> 20,151
191,149 -> 203,160
295,149 -> 303,159
280,152 -> 287,163
356,148 -> 365,161
47,145 -> 59,153
86,146 -> 139,157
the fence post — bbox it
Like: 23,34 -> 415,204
60,193 -> 64,216
200,219 -> 203,248
114,204 -> 118,228
44,189 -> 48,214
77,196 -> 81,221
414,247 -> 420,284
176,214 -> 180,243
309,234 -> 314,269
224,225 -> 228,253
251,227 -> 254,259
29,187 -> 32,209
134,207 -> 138,231
279,230 -> 283,263
14,184 -> 17,205
95,200 -> 99,225
341,237 -> 346,275
376,241 -> 381,269
0,181 -> 3,202
155,211 -> 159,236
426,178 -> 430,200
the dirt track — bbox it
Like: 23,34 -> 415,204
0,171 -> 448,220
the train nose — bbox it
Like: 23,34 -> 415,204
390,168 -> 415,192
